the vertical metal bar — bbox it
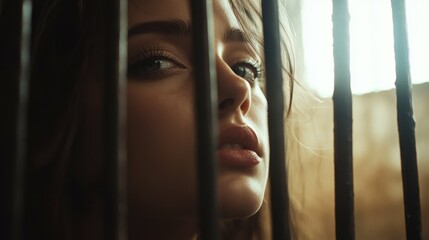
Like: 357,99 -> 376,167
0,1 -> 23,239
104,0 -> 128,239
12,1 -> 32,240
190,0 -> 219,239
261,1 -> 291,239
332,0 -> 355,239
116,0 -> 128,239
390,0 -> 423,239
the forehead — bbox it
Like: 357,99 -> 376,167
128,0 -> 240,30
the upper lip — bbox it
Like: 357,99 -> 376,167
217,125 -> 261,157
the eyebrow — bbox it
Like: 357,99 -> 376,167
128,19 -> 248,42
128,19 -> 191,37
223,28 -> 247,42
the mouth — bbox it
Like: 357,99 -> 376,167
216,125 -> 262,168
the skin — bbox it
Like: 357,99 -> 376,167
126,0 -> 269,239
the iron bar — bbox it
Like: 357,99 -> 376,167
190,0 -> 219,239
12,1 -> 32,240
103,0 -> 128,239
261,1 -> 291,239
332,0 -> 355,239
0,1 -> 23,239
390,0 -> 423,239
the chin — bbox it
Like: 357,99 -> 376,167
217,173 -> 266,219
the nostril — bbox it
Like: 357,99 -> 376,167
218,98 -> 235,110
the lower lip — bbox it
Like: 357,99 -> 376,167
216,149 -> 261,168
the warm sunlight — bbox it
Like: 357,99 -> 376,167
300,0 -> 429,98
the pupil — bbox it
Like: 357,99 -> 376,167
234,65 -> 246,77
144,59 -> 161,71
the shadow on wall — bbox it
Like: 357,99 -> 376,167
291,82 -> 429,240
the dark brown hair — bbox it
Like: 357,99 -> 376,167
27,1 -> 112,239
24,0 -> 296,239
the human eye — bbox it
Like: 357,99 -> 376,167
127,50 -> 185,80
231,58 -> 262,85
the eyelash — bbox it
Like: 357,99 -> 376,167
127,47 -> 185,79
231,58 -> 263,84
127,47 -> 263,85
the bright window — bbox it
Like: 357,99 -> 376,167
300,0 -> 429,98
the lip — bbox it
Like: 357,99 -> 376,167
216,125 -> 262,168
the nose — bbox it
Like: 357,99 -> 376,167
216,57 -> 251,118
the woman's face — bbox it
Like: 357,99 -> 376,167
127,0 -> 269,221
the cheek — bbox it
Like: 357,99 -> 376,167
251,92 -> 269,157
126,83 -> 198,217
249,93 -> 270,196
217,92 -> 270,218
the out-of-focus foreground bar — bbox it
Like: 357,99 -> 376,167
390,0 -> 423,239
0,0 -> 34,240
261,0 -> 291,239
0,2 -> 21,238
103,0 -> 128,239
13,1 -> 33,239
190,0 -> 219,239
332,0 -> 355,239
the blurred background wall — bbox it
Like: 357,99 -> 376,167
291,83 -> 428,239
283,0 -> 429,239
